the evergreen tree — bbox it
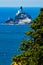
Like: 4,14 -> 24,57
12,8 -> 43,65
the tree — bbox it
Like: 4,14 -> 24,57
12,8 -> 43,65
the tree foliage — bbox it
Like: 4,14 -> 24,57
12,8 -> 43,65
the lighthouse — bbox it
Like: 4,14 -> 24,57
16,6 -> 23,16
20,6 -> 23,12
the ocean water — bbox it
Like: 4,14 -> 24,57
0,7 -> 40,65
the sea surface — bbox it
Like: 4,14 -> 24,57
0,7 -> 40,65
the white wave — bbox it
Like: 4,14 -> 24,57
1,23 -> 15,25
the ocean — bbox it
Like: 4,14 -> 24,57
0,7 -> 40,65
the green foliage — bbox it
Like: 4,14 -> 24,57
12,8 -> 43,65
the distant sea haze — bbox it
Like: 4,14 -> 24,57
0,7 -> 40,65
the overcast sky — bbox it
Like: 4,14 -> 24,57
0,0 -> 43,7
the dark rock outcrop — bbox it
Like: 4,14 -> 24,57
4,18 -> 14,24
3,7 -> 32,25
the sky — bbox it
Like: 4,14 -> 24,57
0,0 -> 43,7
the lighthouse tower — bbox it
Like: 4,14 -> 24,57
19,6 -> 23,14
16,6 -> 23,16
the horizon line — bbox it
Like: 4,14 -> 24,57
0,6 -> 42,8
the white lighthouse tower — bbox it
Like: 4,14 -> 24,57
16,6 -> 23,16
